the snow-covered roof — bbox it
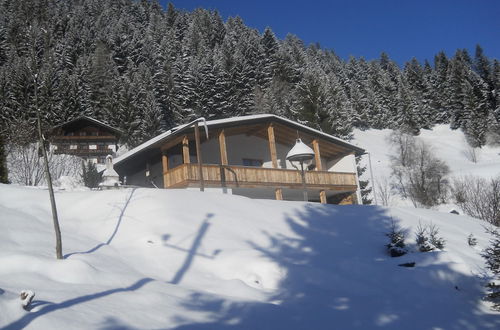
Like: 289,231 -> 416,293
114,114 -> 365,167
50,116 -> 123,136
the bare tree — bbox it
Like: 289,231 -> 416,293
389,131 -> 450,208
376,176 -> 393,206
7,143 -> 82,186
452,176 -> 500,227
462,138 -> 479,163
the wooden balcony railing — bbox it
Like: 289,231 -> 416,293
54,148 -> 114,155
51,135 -> 117,141
164,164 -> 357,191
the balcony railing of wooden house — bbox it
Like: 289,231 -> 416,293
164,163 -> 357,191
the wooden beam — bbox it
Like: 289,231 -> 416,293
218,129 -> 228,165
162,152 -> 169,188
267,124 -> 282,200
194,122 -> 204,192
267,124 -> 279,168
161,135 -> 184,153
275,188 -> 283,200
182,135 -> 190,164
312,139 -> 323,171
313,139 -> 327,204
319,191 -> 327,204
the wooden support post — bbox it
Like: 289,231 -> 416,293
313,139 -> 327,204
218,129 -> 228,165
182,136 -> 190,164
267,124 -> 278,168
194,122 -> 204,192
267,124 -> 282,200
162,152 -> 169,188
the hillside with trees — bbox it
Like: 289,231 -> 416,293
0,0 -> 499,148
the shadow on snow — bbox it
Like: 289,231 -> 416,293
172,204 -> 500,330
64,188 -> 137,259
2,278 -> 153,330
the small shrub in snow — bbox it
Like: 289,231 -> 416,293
468,233 -> 478,247
482,228 -> 500,310
415,223 -> 433,252
81,161 -> 101,188
428,224 -> 446,250
452,176 -> 500,227
386,220 -> 408,257
415,222 -> 445,252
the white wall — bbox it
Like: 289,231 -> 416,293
327,154 -> 356,173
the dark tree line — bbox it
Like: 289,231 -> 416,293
1,0 -> 499,148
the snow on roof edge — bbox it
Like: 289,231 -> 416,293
113,114 -> 365,166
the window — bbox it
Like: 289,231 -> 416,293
70,144 -> 78,150
79,131 -> 87,136
89,144 -> 97,150
242,158 -> 263,167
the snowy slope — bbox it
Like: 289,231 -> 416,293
0,184 -> 499,329
353,125 -> 500,206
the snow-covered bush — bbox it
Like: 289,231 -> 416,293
81,161 -> 101,188
482,228 -> 500,310
386,220 -> 408,257
468,233 -> 478,247
7,143 -> 82,186
428,224 -> 446,250
452,176 -> 500,227
415,222 -> 445,252
389,131 -> 450,208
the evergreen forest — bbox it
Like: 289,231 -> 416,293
1,0 -> 499,148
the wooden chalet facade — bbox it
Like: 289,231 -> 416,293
48,116 -> 122,164
113,115 -> 365,204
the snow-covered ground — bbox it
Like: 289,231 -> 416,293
353,125 -> 500,207
1,183 -> 499,329
1,125 -> 499,329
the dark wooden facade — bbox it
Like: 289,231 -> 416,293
48,117 -> 121,164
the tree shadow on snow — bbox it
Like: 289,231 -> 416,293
2,278 -> 153,330
165,213 -> 215,285
172,204 -> 500,330
64,188 -> 137,259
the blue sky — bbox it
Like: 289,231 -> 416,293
161,0 -> 499,65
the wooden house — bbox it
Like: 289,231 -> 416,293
113,114 -> 365,204
48,116 -> 122,164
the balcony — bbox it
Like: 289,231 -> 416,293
54,148 -> 114,155
164,164 -> 357,191
51,135 -> 117,141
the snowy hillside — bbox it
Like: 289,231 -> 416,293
353,125 -> 500,207
1,184 -> 499,329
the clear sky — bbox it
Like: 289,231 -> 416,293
161,0 -> 500,65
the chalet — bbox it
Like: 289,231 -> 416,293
113,114 -> 365,204
48,116 -> 122,164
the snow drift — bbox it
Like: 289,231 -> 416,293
0,183 -> 499,329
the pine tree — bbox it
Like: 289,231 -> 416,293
482,228 -> 500,311
81,160 -> 101,188
356,155 -> 372,204
0,134 -> 8,184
